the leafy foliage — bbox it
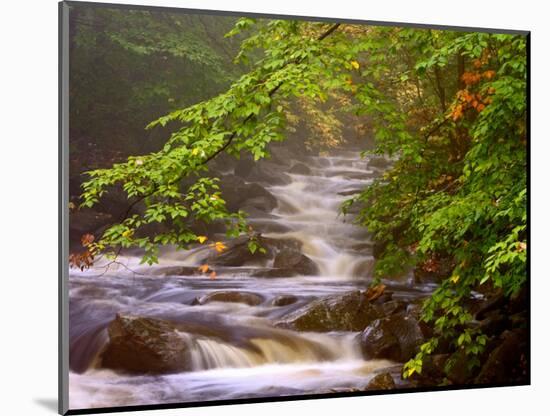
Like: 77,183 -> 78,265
72,12 -> 527,377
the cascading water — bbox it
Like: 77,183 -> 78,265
68,150 -> 428,409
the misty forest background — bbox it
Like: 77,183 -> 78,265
68,5 -> 527,390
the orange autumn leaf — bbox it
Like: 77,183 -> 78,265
209,271 -> 217,280
450,103 -> 464,121
365,284 -> 386,302
461,72 -> 481,86
81,233 -> 95,247
517,242 -> 527,252
198,264 -> 210,273
483,70 -> 496,80
211,241 -> 227,253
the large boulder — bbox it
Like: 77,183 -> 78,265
475,329 -> 528,385
198,291 -> 264,306
207,235 -> 271,267
101,315 -> 191,374
272,295 -> 298,307
276,291 -> 383,332
444,351 -> 477,385
219,175 -> 278,213
234,157 -> 291,186
473,292 -> 506,320
359,312 -> 425,362
209,235 -> 307,269
271,248 -> 319,276
365,372 -> 396,390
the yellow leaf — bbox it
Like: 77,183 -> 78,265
197,235 -> 208,244
451,275 -> 460,284
198,264 -> 210,273
351,60 -> 360,70
191,148 -> 200,156
122,230 -> 133,239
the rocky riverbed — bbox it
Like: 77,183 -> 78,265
68,148 -> 527,410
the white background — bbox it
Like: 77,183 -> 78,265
1,0 -> 547,414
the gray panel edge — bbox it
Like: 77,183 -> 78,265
59,1 -> 70,414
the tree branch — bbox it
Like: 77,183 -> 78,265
81,22 -> 342,253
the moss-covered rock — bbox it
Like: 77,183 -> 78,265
101,314 -> 191,374
276,291 -> 382,332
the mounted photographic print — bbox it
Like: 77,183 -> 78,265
59,1 -> 530,414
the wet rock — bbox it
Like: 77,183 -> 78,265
371,290 -> 394,305
359,312 -> 425,362
207,235 -> 312,270
475,329 -> 528,385
378,300 -> 407,316
234,157 -> 255,178
444,351 -> 475,385
235,157 -> 291,185
149,266 -> 202,277
272,248 -> 319,276
276,291 -> 382,332
368,156 -> 391,170
208,235 -> 270,267
422,353 -> 450,380
478,310 -> 508,336
405,303 -> 423,318
365,372 -> 396,390
509,311 -> 527,329
219,175 -> 278,213
101,315 -> 191,374
507,286 -> 528,315
199,291 -> 264,306
272,295 -> 298,307
289,162 -> 311,175
473,292 -> 506,320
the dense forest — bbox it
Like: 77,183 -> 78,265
67,5 -> 528,409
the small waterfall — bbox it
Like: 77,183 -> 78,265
263,153 -> 376,279
68,150 -> 410,408
185,330 -> 363,371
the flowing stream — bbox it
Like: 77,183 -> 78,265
68,150 -> 433,410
